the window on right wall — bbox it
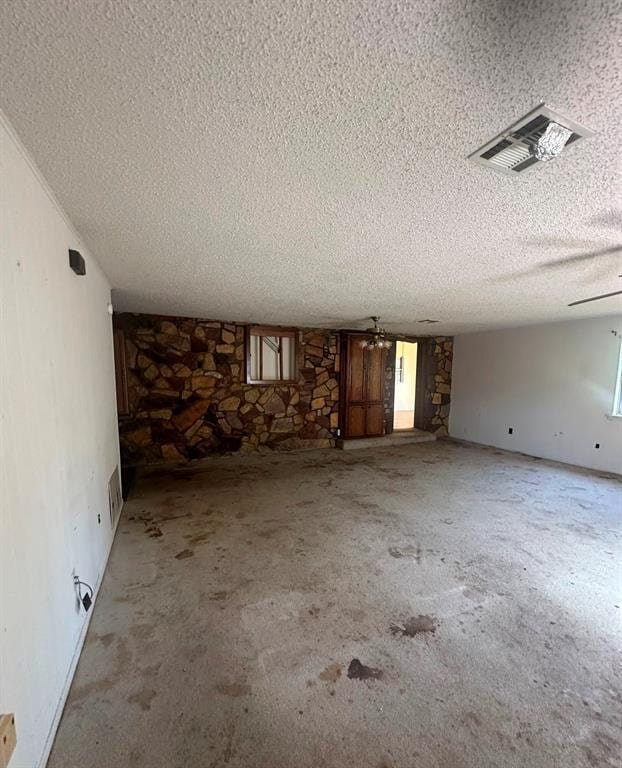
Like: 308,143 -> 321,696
613,338 -> 622,417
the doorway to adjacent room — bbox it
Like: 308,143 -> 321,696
393,340 -> 418,430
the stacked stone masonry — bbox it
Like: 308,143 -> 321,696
116,314 -> 340,465
421,336 -> 453,436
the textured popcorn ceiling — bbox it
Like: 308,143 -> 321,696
1,0 -> 621,334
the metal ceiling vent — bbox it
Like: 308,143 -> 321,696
468,103 -> 594,176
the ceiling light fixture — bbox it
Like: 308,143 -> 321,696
360,317 -> 393,350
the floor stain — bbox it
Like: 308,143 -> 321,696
461,711 -> 483,727
87,632 -> 116,648
216,682 -> 251,697
157,512 -> 193,522
141,662 -> 162,677
175,549 -> 194,559
319,663 -> 342,683
388,470 -> 411,479
128,688 -> 157,711
355,499 -> 381,511
258,528 -> 282,539
388,544 -> 421,561
130,623 -> 155,640
347,658 -> 383,681
68,637 -> 132,704
222,720 -> 236,763
390,615 -> 438,637
209,590 -> 230,600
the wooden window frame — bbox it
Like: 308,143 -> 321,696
246,326 -> 298,385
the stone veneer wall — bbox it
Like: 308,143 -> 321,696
420,336 -> 453,436
115,314 -> 339,465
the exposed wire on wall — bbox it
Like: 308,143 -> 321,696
74,576 -> 94,612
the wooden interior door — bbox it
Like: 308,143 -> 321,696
344,335 -> 386,438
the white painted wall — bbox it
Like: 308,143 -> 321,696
0,112 -> 121,767
449,316 -> 622,474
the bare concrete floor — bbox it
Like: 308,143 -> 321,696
49,441 -> 621,768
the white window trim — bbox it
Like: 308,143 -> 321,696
610,336 -> 622,418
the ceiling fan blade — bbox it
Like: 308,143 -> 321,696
542,244 -> 622,269
313,317 -> 371,328
568,290 -> 622,307
525,237 -> 604,249
589,210 -> 622,230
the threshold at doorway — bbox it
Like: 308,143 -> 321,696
337,428 -> 436,450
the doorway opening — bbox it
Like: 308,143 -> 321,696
393,341 -> 418,430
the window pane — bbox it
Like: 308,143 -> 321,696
261,336 -> 280,379
281,336 -> 295,380
250,334 -> 261,380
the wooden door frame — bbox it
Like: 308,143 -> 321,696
337,331 -> 351,438
414,340 -> 428,431
340,331 -> 429,438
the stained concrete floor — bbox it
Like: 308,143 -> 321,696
49,441 -> 621,768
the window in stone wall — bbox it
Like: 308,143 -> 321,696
247,326 -> 297,384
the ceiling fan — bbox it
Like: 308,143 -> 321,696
568,287 -> 622,306
496,242 -> 621,281
317,316 -> 398,343
541,243 -> 622,270
493,239 -> 622,306
314,315 -> 440,335
551,245 -> 622,305
360,317 -> 393,350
